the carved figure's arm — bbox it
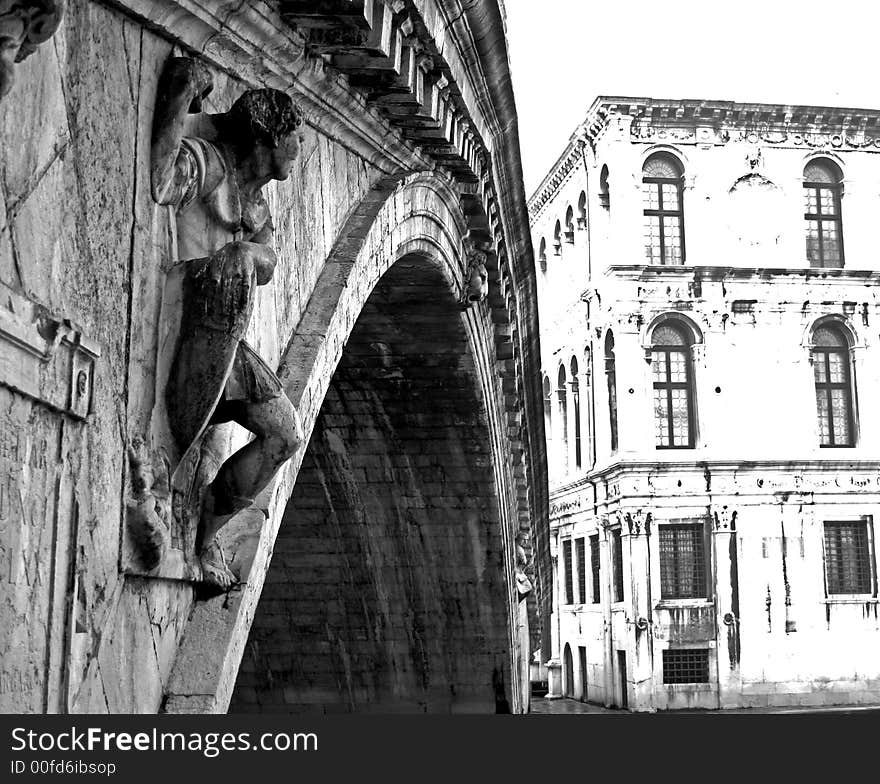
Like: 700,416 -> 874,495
150,57 -> 213,205
245,221 -> 278,285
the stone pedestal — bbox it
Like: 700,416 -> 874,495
545,659 -> 563,699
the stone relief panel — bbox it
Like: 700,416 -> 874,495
0,281 -> 98,713
726,171 -> 785,264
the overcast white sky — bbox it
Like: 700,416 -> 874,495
505,1 -> 880,196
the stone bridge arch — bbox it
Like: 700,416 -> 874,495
164,172 -> 528,713
232,251 -> 512,713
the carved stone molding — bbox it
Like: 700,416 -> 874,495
0,1 -> 65,101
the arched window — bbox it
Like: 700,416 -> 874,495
577,191 -> 587,229
542,374 -> 553,443
538,237 -> 547,272
812,324 -> 855,447
570,356 -> 581,470
553,219 -> 562,255
599,165 -> 610,210
564,205 -> 575,244
604,332 -> 618,453
642,153 -> 684,265
557,365 -> 568,463
651,321 -> 695,449
804,159 -> 844,268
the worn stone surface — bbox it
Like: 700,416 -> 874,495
0,0 -> 545,715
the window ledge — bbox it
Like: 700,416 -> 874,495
823,596 -> 878,604
662,683 -> 715,691
655,599 -> 714,609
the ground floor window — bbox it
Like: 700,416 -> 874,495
658,521 -> 708,599
662,648 -> 710,684
823,519 -> 874,595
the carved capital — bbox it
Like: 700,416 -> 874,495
625,509 -> 652,536
0,1 -> 64,100
712,505 -> 737,532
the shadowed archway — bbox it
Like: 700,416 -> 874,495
230,255 -> 512,713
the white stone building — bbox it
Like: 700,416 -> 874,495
530,97 -> 880,711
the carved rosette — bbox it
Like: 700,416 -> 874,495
0,1 -> 65,100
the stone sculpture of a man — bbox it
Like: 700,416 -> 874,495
150,57 -> 304,589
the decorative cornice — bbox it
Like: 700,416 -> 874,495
528,94 -> 880,227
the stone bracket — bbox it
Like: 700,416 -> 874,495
0,283 -> 99,421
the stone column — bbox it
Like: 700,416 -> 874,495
599,516 -> 614,707
712,505 -> 742,708
626,510 -> 654,711
544,531 -> 563,699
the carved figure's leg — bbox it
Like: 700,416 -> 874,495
197,394 -> 302,589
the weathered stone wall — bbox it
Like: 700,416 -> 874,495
0,0 -> 382,713
0,0 -> 545,715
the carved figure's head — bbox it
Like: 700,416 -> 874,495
224,88 -> 304,181
0,0 -> 65,100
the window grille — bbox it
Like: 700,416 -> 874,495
590,534 -> 600,603
576,538 -> 586,604
659,523 -> 708,599
662,649 -> 710,684
563,539 -> 574,604
824,520 -> 873,594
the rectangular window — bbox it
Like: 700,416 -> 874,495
563,539 -> 574,605
824,520 -> 874,595
659,522 -> 708,599
611,528 -> 624,603
590,534 -> 600,603
576,538 -> 587,604
662,649 -> 710,684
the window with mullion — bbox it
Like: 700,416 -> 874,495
804,182 -> 843,268
652,345 -> 694,449
813,344 -> 853,447
643,177 -> 684,265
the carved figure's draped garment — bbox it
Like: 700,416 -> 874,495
165,137 -> 282,452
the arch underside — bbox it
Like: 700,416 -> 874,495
231,256 -> 512,713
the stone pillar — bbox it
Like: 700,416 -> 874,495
545,659 -> 563,699
545,532 -> 562,699
599,516 -> 614,707
626,510 -> 654,711
712,505 -> 742,708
